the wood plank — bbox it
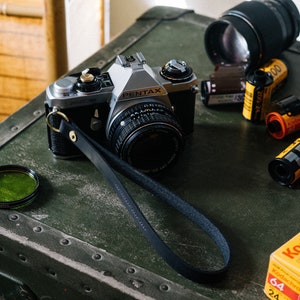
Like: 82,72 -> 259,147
0,0 -> 46,120
0,14 -> 43,34
0,55 -> 46,79
0,30 -> 44,57
0,75 -> 46,99
0,113 -> 7,121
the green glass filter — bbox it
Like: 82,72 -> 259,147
0,165 -> 39,209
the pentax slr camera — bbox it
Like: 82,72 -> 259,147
45,52 -> 198,173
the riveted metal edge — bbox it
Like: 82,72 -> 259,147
0,210 -> 209,299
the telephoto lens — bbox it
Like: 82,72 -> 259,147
204,0 -> 300,71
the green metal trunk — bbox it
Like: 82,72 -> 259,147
0,6 -> 300,299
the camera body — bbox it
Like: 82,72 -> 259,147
45,52 -> 198,173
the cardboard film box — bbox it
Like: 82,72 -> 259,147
264,233 -> 300,300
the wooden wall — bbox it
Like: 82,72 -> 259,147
0,0 -> 46,121
0,0 -> 105,122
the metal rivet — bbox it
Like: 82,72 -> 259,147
46,268 -> 57,277
126,267 -> 136,274
33,226 -> 43,233
159,283 -> 170,292
97,60 -> 105,67
18,253 -> 27,262
9,214 -> 19,221
83,285 -> 92,293
113,47 -> 122,53
10,125 -> 19,132
92,253 -> 102,261
33,110 -> 42,116
69,130 -> 77,142
60,238 -> 71,246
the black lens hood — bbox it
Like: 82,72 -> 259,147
276,0 -> 300,42
205,0 -> 300,71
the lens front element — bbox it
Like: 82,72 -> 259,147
221,24 -> 249,64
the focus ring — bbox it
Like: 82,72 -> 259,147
115,113 -> 181,152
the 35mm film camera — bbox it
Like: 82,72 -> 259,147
45,52 -> 198,173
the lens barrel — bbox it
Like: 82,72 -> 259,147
108,102 -> 183,174
205,0 -> 300,70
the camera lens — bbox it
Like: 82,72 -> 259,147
205,0 -> 300,70
108,102 -> 183,173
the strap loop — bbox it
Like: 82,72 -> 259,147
46,110 -> 70,133
58,118 -> 230,283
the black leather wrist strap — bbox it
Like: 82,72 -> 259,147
58,119 -> 230,283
